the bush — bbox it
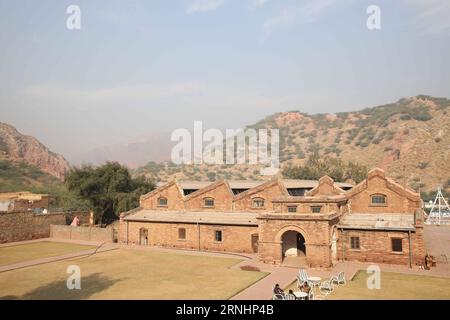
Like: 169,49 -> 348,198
282,154 -> 368,183
417,162 -> 429,170
240,265 -> 261,272
400,114 -> 412,120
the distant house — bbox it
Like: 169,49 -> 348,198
0,192 -> 49,213
119,168 -> 426,268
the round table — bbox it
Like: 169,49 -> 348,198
307,276 -> 322,288
293,291 -> 308,300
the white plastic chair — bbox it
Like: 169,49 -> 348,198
273,294 -> 286,300
331,271 -> 346,286
286,293 -> 297,300
298,269 -> 308,283
309,288 -> 326,300
319,279 -> 334,295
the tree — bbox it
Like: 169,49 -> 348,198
65,162 -> 155,224
282,154 -> 368,183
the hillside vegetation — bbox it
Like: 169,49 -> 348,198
135,95 -> 450,196
0,159 -> 90,210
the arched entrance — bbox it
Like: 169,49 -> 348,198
281,231 -> 306,258
139,228 -> 148,246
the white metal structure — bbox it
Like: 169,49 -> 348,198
426,187 -> 450,225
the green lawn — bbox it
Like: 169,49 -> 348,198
0,249 -> 268,300
0,242 -> 94,266
286,270 -> 450,300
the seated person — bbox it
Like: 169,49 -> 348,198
273,284 -> 284,295
299,281 -> 311,294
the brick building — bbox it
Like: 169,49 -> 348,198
119,168 -> 426,268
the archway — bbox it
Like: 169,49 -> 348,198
281,230 -> 306,258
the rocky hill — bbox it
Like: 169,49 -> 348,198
135,95 -> 450,194
0,122 -> 69,180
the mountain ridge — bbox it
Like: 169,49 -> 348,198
0,122 -> 69,180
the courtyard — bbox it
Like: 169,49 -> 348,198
0,242 -> 268,300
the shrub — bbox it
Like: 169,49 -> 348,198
240,265 -> 261,272
417,162 -> 428,170
400,114 -> 412,120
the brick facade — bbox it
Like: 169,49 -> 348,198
120,221 -> 258,254
120,168 -> 426,268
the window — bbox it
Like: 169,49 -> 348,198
391,238 -> 403,253
204,198 -> 215,207
311,206 -> 322,213
287,206 -> 298,213
252,198 -> 265,208
178,228 -> 186,240
215,230 -> 222,242
350,237 -> 360,250
371,194 -> 387,206
158,197 -> 168,206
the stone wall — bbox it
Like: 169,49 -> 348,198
120,220 -> 258,254
0,211 -> 91,244
50,225 -> 113,243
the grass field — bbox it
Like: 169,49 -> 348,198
0,242 -> 94,266
286,270 -> 450,300
0,249 -> 268,300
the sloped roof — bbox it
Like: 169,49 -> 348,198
155,179 -> 352,191
173,180 -> 266,190
123,209 -> 258,226
177,181 -> 214,190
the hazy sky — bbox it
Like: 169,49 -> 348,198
0,0 -> 449,161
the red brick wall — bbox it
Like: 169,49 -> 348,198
120,220 -> 258,254
257,215 -> 338,268
347,174 -> 420,214
140,183 -> 185,211
234,182 -> 285,212
337,228 -> 426,265
184,183 -> 234,212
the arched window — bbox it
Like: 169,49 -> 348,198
252,198 -> 265,208
158,197 -> 168,206
371,194 -> 387,206
204,197 -> 215,207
